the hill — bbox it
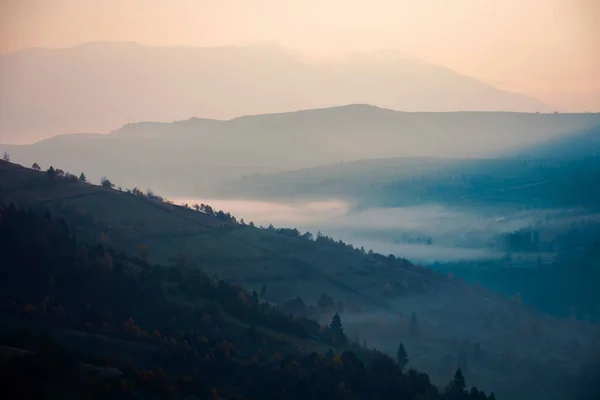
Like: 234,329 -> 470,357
513,126 -> 600,159
213,154 -> 600,210
1,200 -> 501,400
0,42 -> 552,143
2,105 -> 599,197
1,159 -> 599,400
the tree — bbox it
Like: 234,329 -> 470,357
458,350 -> 468,374
100,176 -> 114,189
330,313 -> 347,345
2,152 -> 9,162
46,166 -> 56,179
397,342 -> 408,371
32,162 -> 41,170
331,313 -> 343,334
251,290 -> 259,308
409,312 -> 419,338
260,284 -> 267,298
138,244 -> 150,263
450,368 -> 466,394
79,173 -> 87,182
318,293 -> 334,309
473,342 -> 481,362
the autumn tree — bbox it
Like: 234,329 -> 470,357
32,162 -> 41,170
102,251 -> 113,271
138,244 -> 150,263
397,342 -> 408,371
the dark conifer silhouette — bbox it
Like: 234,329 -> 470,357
397,342 -> 408,371
409,312 -> 419,338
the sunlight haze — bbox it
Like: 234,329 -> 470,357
1,0 -> 598,112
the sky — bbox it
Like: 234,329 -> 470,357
0,0 -> 598,110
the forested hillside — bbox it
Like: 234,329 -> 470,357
1,159 -> 599,400
0,199 -> 497,399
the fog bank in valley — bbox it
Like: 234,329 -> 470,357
174,197 -> 578,263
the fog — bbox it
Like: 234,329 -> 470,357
174,197 -> 579,263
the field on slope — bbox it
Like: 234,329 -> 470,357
1,160 -> 599,400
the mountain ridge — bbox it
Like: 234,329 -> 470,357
2,105 -> 599,197
0,42 -> 552,144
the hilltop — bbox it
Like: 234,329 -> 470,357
1,159 -> 599,399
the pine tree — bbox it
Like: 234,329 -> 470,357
46,166 -> 56,179
251,290 -> 259,308
330,313 -> 347,345
458,351 -> 469,374
451,368 -> 466,393
396,342 -> 408,371
409,312 -> 419,338
331,313 -> 343,335
248,324 -> 257,343
79,172 -> 87,182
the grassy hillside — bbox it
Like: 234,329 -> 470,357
1,160 -> 599,399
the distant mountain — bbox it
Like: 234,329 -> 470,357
0,42 -> 553,143
1,105 -> 599,197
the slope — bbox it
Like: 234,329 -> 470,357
2,202 -> 500,400
1,159 -> 599,400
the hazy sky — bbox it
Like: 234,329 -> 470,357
1,0 -> 598,108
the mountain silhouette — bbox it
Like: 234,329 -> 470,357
0,42 -> 552,143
